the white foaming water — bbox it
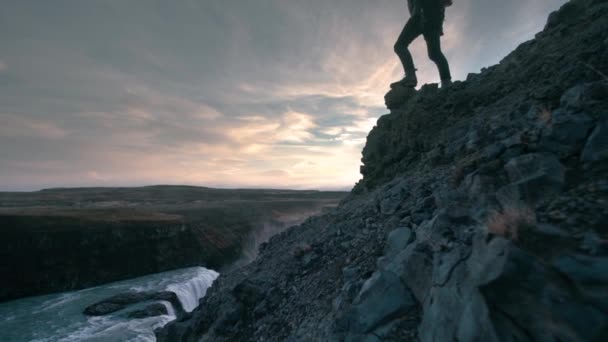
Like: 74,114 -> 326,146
159,301 -> 176,318
166,268 -> 218,312
0,267 -> 218,342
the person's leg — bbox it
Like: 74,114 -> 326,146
423,30 -> 452,85
394,17 -> 422,86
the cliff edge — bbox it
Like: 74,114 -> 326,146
158,0 -> 608,340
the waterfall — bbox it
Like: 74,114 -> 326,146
166,268 -> 219,312
159,301 -> 176,318
1,267 -> 219,341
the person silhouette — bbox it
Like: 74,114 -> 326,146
392,0 -> 453,89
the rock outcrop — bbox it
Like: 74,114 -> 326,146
157,0 -> 608,340
82,291 -> 185,318
84,291 -> 184,317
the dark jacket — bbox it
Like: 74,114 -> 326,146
408,0 -> 445,34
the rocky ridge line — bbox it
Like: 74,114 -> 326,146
157,0 -> 608,340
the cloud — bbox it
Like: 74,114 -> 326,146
275,111 -> 317,143
0,0 -> 568,191
0,114 -> 67,139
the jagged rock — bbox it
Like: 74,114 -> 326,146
553,254 -> 608,285
385,243 -> 433,302
301,251 -> 319,268
581,118 -> 608,162
84,302 -> 124,316
418,232 -> 608,342
128,303 -> 169,319
342,266 -> 360,283
383,227 -> 412,259
378,182 -> 409,215
554,254 -> 608,314
232,279 -> 267,308
462,171 -> 496,200
341,280 -> 362,305
482,143 -> 506,160
498,153 -> 566,206
540,109 -> 593,157
534,223 -> 570,238
84,291 -> 183,317
215,302 -> 244,336
504,153 -> 565,184
580,230 -> 608,255
336,270 -> 416,335
465,130 -> 481,151
384,86 -> 416,110
84,291 -> 152,316
480,246 -> 608,342
560,82 -> 608,113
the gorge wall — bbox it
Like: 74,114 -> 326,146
0,186 -> 345,302
158,0 -> 608,341
1,216 -> 234,302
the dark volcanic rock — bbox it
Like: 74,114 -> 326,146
157,1 -> 608,341
582,118 -> 608,163
128,303 -> 169,319
84,291 -> 184,317
478,244 -> 608,342
385,86 -> 417,110
384,227 -> 413,260
540,109 -> 593,157
336,270 -> 416,336
84,292 -> 155,316
497,153 -> 566,206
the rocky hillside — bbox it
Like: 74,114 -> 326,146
157,0 -> 608,341
0,186 -> 345,302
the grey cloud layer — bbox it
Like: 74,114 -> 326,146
0,0 -> 567,190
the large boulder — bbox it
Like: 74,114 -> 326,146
559,82 -> 608,114
336,270 -> 416,335
385,243 -> 434,302
384,86 -> 416,110
498,153 -> 566,206
128,303 -> 170,319
480,247 -> 608,342
540,109 -> 593,157
383,227 -> 413,259
553,254 -> 608,313
84,291 -> 184,317
418,232 -> 608,342
84,291 -> 152,316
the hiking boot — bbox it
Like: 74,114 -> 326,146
391,74 -> 418,89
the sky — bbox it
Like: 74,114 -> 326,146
0,0 -> 568,191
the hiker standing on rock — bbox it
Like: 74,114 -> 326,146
392,0 -> 453,88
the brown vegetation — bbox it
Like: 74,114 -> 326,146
538,106 -> 553,125
486,206 -> 537,241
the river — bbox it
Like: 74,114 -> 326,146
0,267 -> 218,341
